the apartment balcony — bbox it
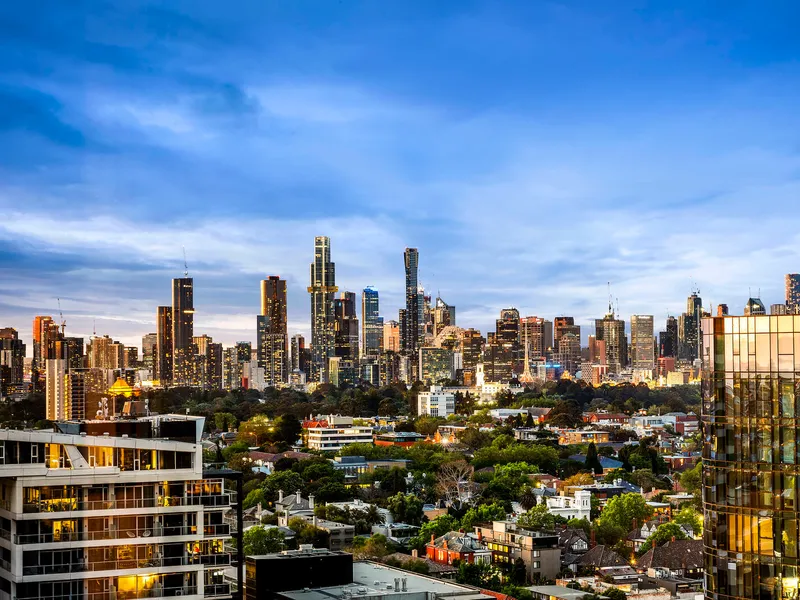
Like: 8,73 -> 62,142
17,585 -> 199,600
22,493 -> 234,514
15,523 -> 233,545
19,553 -> 231,576
203,583 -> 231,598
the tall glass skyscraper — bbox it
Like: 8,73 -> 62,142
630,314 -> 655,372
402,248 -> 422,355
787,274 -> 800,315
308,237 -> 337,382
361,287 -> 383,359
171,277 -> 194,386
257,276 -> 288,386
702,314 -> 800,599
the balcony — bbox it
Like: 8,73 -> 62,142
204,583 -> 231,598
22,494 -> 233,514
14,524 -> 229,545
18,586 -> 199,600
203,524 -> 230,537
20,554 -> 231,575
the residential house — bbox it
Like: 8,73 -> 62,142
582,413 -> 631,428
557,528 -> 589,571
371,523 -> 420,546
545,490 -> 592,521
558,430 -> 611,445
473,521 -> 561,581
382,552 -> 458,578
574,545 -> 630,574
327,498 -> 393,525
637,539 -> 703,596
426,531 -> 492,566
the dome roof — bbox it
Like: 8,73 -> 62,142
108,377 -> 135,397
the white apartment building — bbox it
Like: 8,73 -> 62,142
305,426 -> 373,452
0,414 -> 236,600
544,490 -> 592,521
417,386 -> 455,417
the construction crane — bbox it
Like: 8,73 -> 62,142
57,298 -> 66,336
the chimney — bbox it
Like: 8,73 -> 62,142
477,530 -> 482,542
411,549 -> 418,558
671,536 -> 676,542
590,529 -> 596,549
296,490 -> 302,504
278,489 -> 284,502
309,494 -> 315,509
313,515 -> 318,527
431,534 -> 435,544
257,502 -> 262,514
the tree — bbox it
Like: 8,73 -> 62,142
243,526 -> 285,554
456,561 -> 501,589
274,414 -> 302,446
672,505 -> 702,534
517,504 -> 556,531
639,522 -> 689,554
585,442 -> 603,475
288,517 -> 330,547
678,460 -> 702,495
604,589 -> 627,600
409,515 -> 459,551
415,416 -> 442,436
351,533 -> 392,559
436,460 -> 475,509
458,427 -> 490,450
525,413 -> 535,428
460,502 -> 507,529
596,493 -> 653,533
214,412 -> 238,431
387,493 -> 424,525
511,557 -> 527,584
564,473 -> 595,487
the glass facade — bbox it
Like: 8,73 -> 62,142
702,315 -> 800,599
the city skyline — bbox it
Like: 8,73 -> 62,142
2,2 -> 800,352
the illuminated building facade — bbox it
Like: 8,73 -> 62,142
361,287 -> 383,359
257,277 -> 288,386
787,274 -> 800,315
630,315 -> 655,372
156,306 -> 173,385
142,333 -> 157,375
0,415 -> 237,600
595,309 -> 627,375
702,314 -> 800,599
419,347 -> 454,384
383,320 -> 400,353
172,278 -> 194,386
0,328 -> 25,396
433,296 -> 456,337
680,292 -> 702,360
401,248 -> 423,376
308,236 -> 337,383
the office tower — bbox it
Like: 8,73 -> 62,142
555,332 -> 581,374
0,416 -> 236,600
520,316 -> 552,360
554,317 -> 580,352
717,304 -> 729,317
142,333 -> 157,374
257,276 -> 288,387
595,305 -> 627,374
630,315 -> 655,372
291,334 -> 306,373
333,292 -> 359,362
172,277 -> 194,386
701,313 -> 800,599
87,336 -> 119,370
402,248 -> 423,357
383,320 -> 400,353
744,297 -> 767,316
0,328 -> 25,397
223,348 -> 241,390
433,296 -> 456,337
459,328 -> 484,372
588,335 -> 607,365
61,337 -> 85,370
419,347 -> 455,384
156,306 -> 173,385
124,347 -> 139,369
32,316 -> 61,391
771,303 -> 788,315
422,293 -> 434,339
193,335 -> 222,390
679,291 -> 702,361
361,287 -> 383,359
45,358 -> 68,420
308,236 -> 337,383
484,309 -> 520,382
235,341 -> 251,363
659,315 -> 678,357
787,274 -> 800,314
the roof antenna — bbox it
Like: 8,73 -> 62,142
607,282 -> 613,315
93,318 -> 96,336
183,246 -> 189,277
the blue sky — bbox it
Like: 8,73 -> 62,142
2,0 -> 800,352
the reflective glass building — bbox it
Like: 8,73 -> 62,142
702,314 -> 800,599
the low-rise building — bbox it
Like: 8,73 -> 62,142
473,521 -> 561,582
545,490 -> 592,521
558,430 -> 611,445
374,431 -> 425,448
426,531 -> 492,566
330,455 -> 411,482
306,425 -> 374,452
417,386 -> 455,417
582,413 -> 630,428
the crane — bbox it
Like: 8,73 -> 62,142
57,298 -> 66,336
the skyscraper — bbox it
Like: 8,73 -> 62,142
142,333 -> 157,374
291,334 -> 307,374
787,273 -> 800,314
172,277 -> 194,385
402,248 -> 423,360
679,291 -> 702,360
333,292 -> 359,362
595,306 -> 627,375
45,357 -> 68,421
520,316 -> 552,360
257,276 -> 288,387
32,315 -> 61,391
485,308 -> 520,382
629,315 -> 655,373
0,328 -> 25,397
308,236 -> 337,382
383,320 -> 400,353
701,313 -> 800,599
660,315 -> 678,357
156,306 -> 173,385
433,296 -> 456,336
361,287 -> 383,359
554,317 -> 580,352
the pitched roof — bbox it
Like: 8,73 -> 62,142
637,539 -> 703,571
558,528 -> 589,548
577,545 -> 630,568
429,531 -> 487,553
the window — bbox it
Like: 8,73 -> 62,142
533,561 -> 540,569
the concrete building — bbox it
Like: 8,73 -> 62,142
418,347 -> 454,384
630,315 -> 655,374
417,386 -> 455,418
305,425 -> 373,452
473,521 -> 561,581
0,414 -> 238,600
545,490 -> 592,521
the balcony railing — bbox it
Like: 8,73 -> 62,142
22,494 -> 234,514
204,583 -> 231,598
14,523 -> 235,545
20,553 -> 230,575
18,585 -> 198,600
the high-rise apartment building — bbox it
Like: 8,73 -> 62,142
124,346 -> 139,369
0,328 -> 25,396
32,316 -> 61,390
630,315 -> 655,373
553,317 -> 580,352
156,306 -> 173,385
402,248 -> 423,361
484,309 -> 520,382
192,335 -> 223,390
384,320 -> 400,353
701,313 -> 800,599
555,332 -> 581,374
172,277 -> 194,386
679,291 -> 702,360
87,335 -> 124,370
419,347 -> 455,384
595,308 -> 627,374
291,334 -> 307,374
333,292 -> 359,362
361,287 -> 383,359
257,276 -> 288,387
45,358 -> 68,420
520,316 -> 552,359
0,415 -> 237,600
142,333 -> 157,374
308,237 -> 337,383
659,315 -> 678,357
787,273 -> 800,314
